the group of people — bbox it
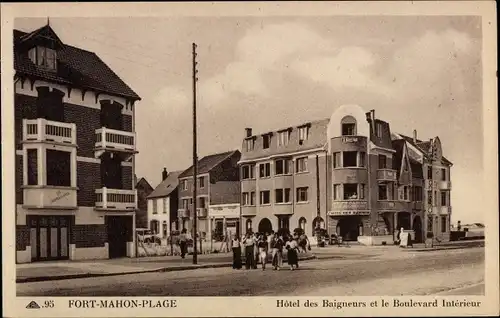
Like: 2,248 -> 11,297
231,231 -> 306,271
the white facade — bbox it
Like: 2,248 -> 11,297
207,203 -> 241,239
147,196 -> 173,238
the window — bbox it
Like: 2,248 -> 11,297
259,163 -> 271,178
30,46 -> 57,71
427,191 -> 432,205
295,157 -> 308,173
360,184 -> 365,199
359,152 -> 366,167
378,184 -> 388,200
241,164 -> 255,179
298,217 -> 307,230
275,158 -> 292,175
298,126 -> 309,142
46,150 -> 71,187
246,219 -> 252,231
441,216 -> 447,233
333,152 -> 341,168
296,187 -> 308,202
245,138 -> 255,151
263,134 -> 271,149
441,168 -> 446,181
278,216 -> 290,229
242,192 -> 255,206
260,191 -> 270,205
343,151 -> 357,167
277,130 -> 290,146
427,167 -> 432,179
403,186 -> 409,201
413,186 -> 423,201
162,221 -> 168,238
344,184 -> 358,200
181,180 -> 188,190
199,176 -> 205,188
333,184 -> 341,200
199,197 -> 206,208
27,149 -> 38,185
153,199 -> 158,214
378,155 -> 387,169
275,188 -> 291,203
182,199 -> 189,209
342,123 -> 356,136
163,198 -> 167,214
440,191 -> 447,206
376,122 -> 383,138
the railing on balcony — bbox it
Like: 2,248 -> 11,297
95,187 -> 137,211
439,180 -> 452,190
432,206 -> 452,215
412,201 -> 423,210
376,169 -> 397,182
95,127 -> 136,155
329,200 -> 369,216
178,209 -> 190,218
241,206 -> 257,217
23,118 -> 76,145
196,208 -> 208,218
377,200 -> 411,211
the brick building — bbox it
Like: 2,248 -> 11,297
14,24 -> 141,263
177,150 -> 241,239
135,177 -> 154,229
239,104 -> 452,244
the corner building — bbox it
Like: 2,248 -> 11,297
239,105 -> 452,244
14,25 -> 141,263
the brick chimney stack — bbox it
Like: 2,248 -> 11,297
162,168 -> 168,181
245,128 -> 252,138
413,129 -> 418,143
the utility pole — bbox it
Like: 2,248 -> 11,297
192,42 -> 199,264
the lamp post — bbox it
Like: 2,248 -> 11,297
192,43 -> 199,265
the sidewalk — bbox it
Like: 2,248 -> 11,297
16,251 -> 316,283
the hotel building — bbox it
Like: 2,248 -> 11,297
239,105 -> 452,244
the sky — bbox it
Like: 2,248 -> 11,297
14,16 -> 483,224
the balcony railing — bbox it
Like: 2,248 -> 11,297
412,201 -> 423,210
241,206 -> 257,217
23,186 -> 77,209
439,180 -> 452,190
95,127 -> 136,158
196,208 -> 208,218
178,209 -> 190,218
377,200 -> 411,211
432,206 -> 452,215
376,169 -> 397,182
95,187 -> 137,211
329,200 -> 369,216
23,118 -> 76,145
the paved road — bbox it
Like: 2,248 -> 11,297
17,248 -> 484,297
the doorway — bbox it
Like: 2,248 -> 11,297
28,215 -> 71,262
106,215 -> 132,259
397,212 -> 411,231
336,216 -> 363,241
258,218 -> 273,234
412,216 -> 423,243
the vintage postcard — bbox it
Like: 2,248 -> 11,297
1,1 -> 498,317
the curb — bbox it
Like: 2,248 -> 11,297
17,255 -> 316,284
404,244 -> 484,252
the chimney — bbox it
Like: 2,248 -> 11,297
245,127 -> 252,138
370,109 -> 375,121
365,112 -> 372,122
370,109 -> 376,135
413,129 -> 417,143
162,168 -> 168,181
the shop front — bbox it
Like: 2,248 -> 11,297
208,203 -> 240,241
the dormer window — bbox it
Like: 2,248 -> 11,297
263,134 -> 271,149
29,46 -> 57,71
341,116 -> 357,136
298,126 -> 309,143
277,130 -> 290,147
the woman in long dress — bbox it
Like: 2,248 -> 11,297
286,236 -> 299,270
257,234 -> 268,270
231,235 -> 242,269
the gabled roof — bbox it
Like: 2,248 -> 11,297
147,170 -> 183,199
397,133 -> 452,165
136,177 -> 154,191
14,26 -> 141,101
179,150 -> 240,179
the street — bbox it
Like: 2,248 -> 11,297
17,247 -> 484,296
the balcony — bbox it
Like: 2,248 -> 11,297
439,180 -> 452,190
413,201 -> 423,210
23,186 -> 77,209
196,208 -> 208,218
241,206 -> 257,217
329,200 -> 369,216
23,118 -> 76,145
94,127 -> 136,160
178,209 -> 190,218
433,206 -> 452,215
95,188 -> 137,211
377,200 -> 411,211
376,169 -> 397,182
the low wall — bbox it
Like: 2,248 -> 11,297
357,235 -> 394,246
70,243 -> 108,260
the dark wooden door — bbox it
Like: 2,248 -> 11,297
29,215 -> 70,262
106,216 -> 131,258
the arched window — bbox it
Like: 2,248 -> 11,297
162,221 -> 168,238
246,219 -> 253,232
298,217 -> 307,230
341,116 -> 357,136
